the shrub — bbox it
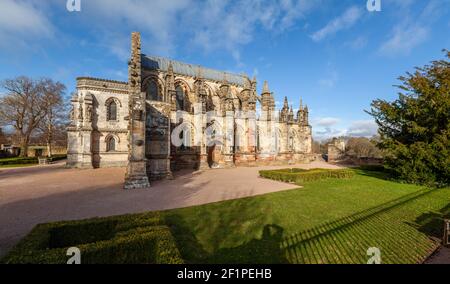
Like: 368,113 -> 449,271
0,155 -> 67,166
0,157 -> 38,166
357,165 -> 386,172
1,212 -> 184,264
260,168 -> 354,185
48,155 -> 67,162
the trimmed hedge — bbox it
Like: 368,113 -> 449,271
0,155 -> 67,166
0,157 -> 38,166
1,212 -> 184,264
260,168 -> 355,184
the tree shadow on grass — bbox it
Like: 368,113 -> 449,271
164,188 -> 437,264
165,213 -> 287,264
410,203 -> 450,240
164,191 -> 288,264
354,168 -> 395,182
207,224 -> 287,264
280,189 -> 437,263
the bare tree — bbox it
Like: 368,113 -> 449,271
38,79 -> 67,157
346,137 -> 382,158
0,77 -> 67,157
312,140 -> 328,155
0,127 -> 7,145
0,77 -> 47,157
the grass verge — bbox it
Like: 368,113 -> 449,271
3,168 -> 449,264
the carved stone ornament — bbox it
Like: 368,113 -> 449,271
132,109 -> 143,121
133,99 -> 144,111
86,105 -> 93,122
70,106 -> 75,121
78,104 -> 83,120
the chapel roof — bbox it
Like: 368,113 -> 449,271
141,55 -> 249,87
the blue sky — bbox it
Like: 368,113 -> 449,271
0,0 -> 449,140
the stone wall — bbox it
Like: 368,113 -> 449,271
67,74 -> 315,173
67,77 -> 129,169
327,138 -> 346,163
67,33 -> 314,180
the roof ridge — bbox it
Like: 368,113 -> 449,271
76,77 -> 128,85
143,54 -> 247,77
142,54 -> 249,86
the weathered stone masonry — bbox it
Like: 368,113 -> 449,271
67,32 -> 314,187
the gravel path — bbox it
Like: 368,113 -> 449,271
0,160 -> 341,258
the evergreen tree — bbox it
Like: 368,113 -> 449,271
368,51 -> 450,186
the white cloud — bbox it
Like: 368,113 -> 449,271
385,0 -> 417,9
345,36 -> 368,50
311,6 -> 363,42
278,0 -> 324,30
318,61 -> 339,88
80,0 -> 321,62
313,119 -> 378,141
347,120 -> 378,137
0,0 -> 54,50
379,24 -> 428,56
313,117 -> 341,127
313,127 -> 346,141
186,0 -> 319,55
84,0 -> 191,58
318,70 -> 339,88
378,0 -> 445,56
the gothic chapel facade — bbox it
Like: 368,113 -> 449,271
67,32 -> 313,188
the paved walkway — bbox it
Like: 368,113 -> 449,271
424,246 -> 450,264
0,160 -> 340,257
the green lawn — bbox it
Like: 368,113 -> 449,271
4,169 -> 450,264
162,169 -> 450,264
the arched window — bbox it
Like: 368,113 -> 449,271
256,127 -> 260,151
147,80 -> 158,101
289,135 -> 294,151
107,136 -> 116,152
179,130 -> 186,150
107,101 -> 117,121
176,85 -> 185,111
274,130 -> 282,154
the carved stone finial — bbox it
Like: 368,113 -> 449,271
262,81 -> 270,94
244,77 -> 252,89
283,96 -> 289,109
166,61 -> 176,99
129,32 -> 142,92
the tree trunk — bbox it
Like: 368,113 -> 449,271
47,141 -> 52,158
47,123 -> 53,158
19,136 -> 29,157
